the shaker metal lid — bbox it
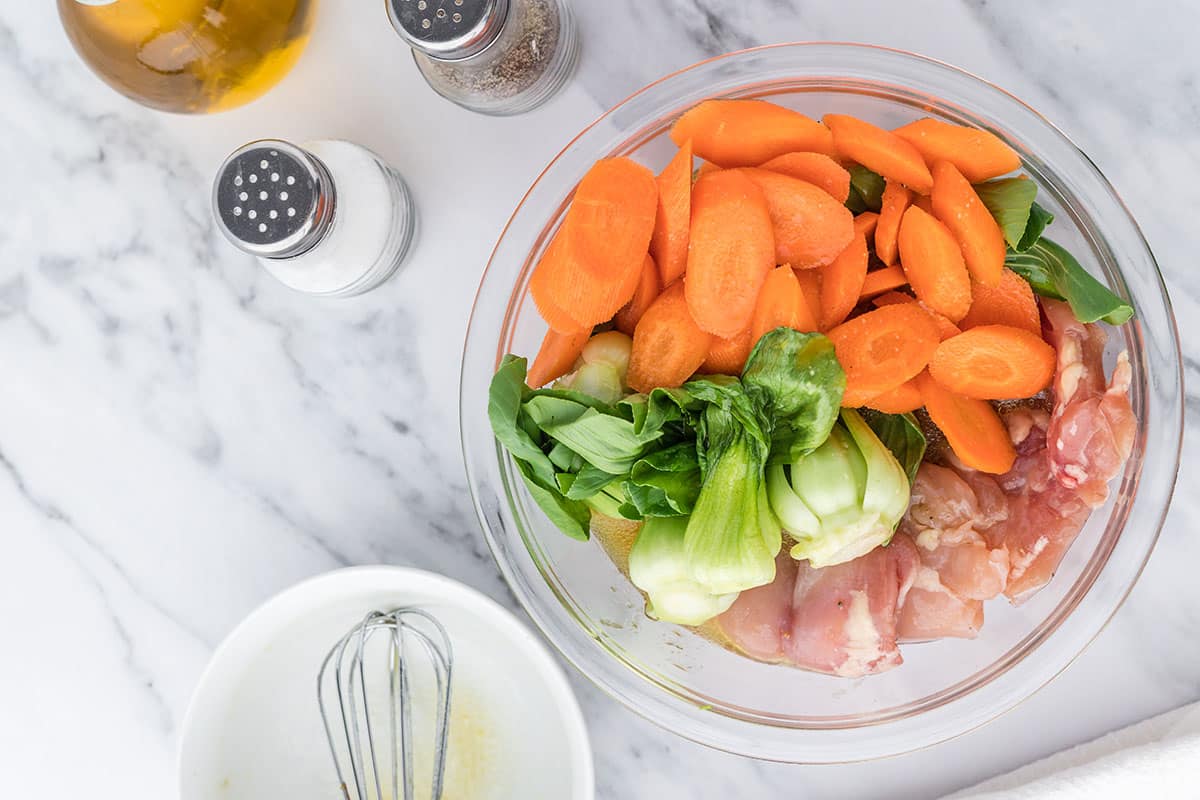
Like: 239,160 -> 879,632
387,0 -> 510,61
212,140 -> 335,260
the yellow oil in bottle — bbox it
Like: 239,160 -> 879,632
58,0 -> 316,113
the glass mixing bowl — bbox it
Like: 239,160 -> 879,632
460,43 -> 1183,762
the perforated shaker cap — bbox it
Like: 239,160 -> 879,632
212,140 -> 335,260
387,0 -> 510,61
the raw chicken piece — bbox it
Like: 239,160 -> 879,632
717,539 -> 919,677
1042,300 -> 1136,507
896,465 -> 1008,641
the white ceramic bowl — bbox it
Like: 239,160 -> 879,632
179,567 -> 594,799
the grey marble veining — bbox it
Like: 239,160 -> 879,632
1,1 -> 1197,798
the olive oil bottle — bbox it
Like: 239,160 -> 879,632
58,0 -> 316,114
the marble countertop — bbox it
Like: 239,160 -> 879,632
3,2 -> 1197,797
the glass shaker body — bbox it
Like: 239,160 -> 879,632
213,139 -> 417,298
59,0 -> 316,114
397,0 -> 578,116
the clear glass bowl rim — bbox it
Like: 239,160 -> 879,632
460,42 -> 1184,762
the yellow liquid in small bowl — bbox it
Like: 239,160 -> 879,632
58,0 -> 316,113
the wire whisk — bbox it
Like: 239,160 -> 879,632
318,608 -> 453,800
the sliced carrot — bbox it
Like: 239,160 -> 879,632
863,377 -> 924,414
527,327 -> 592,388
929,324 -> 1055,400
695,160 -> 722,179
896,205 -> 972,322
912,194 -> 934,214
916,371 -> 1016,474
931,161 -> 1006,287
628,282 -> 712,393
875,180 -> 911,266
853,211 -> 880,239
819,233 -> 869,330
795,268 -> 823,328
671,99 -> 836,167
827,303 -> 941,402
529,227 -> 591,333
751,266 -> 814,345
701,328 -> 753,376
759,151 -> 851,202
859,264 -> 908,299
651,141 -> 693,286
529,157 -> 657,330
960,267 -> 1041,335
871,292 -> 962,340
615,253 -> 662,336
893,118 -> 1021,183
685,170 -> 776,338
824,114 -> 934,194
740,168 -> 855,269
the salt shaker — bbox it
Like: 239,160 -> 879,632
387,0 -> 578,116
212,139 -> 417,297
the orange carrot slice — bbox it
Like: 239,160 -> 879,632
875,180 -> 911,266
871,291 -> 962,340
917,371 -> 1016,474
650,141 -> 693,286
896,205 -> 972,322
863,377 -> 924,414
695,160 -> 722,179
853,211 -> 880,239
527,327 -> 592,388
960,267 -> 1041,335
794,268 -> 823,328
685,170 -> 776,338
759,152 -> 851,202
820,232 -> 869,330
529,227 -> 590,333
893,118 -> 1021,183
740,168 -> 855,269
701,328 -> 753,376
824,114 -> 934,194
931,161 -> 1006,286
751,266 -> 815,344
929,324 -> 1055,400
859,264 -> 908,299
529,157 -> 657,329
615,253 -> 662,336
827,303 -> 941,402
671,99 -> 836,167
628,282 -> 712,393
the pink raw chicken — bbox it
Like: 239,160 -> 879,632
897,465 -> 1010,641
979,302 -> 1135,601
718,540 -> 919,677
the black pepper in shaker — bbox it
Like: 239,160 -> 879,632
387,0 -> 579,115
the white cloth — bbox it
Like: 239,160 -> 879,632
946,700 -> 1200,799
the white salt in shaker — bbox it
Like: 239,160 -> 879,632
212,139 -> 417,297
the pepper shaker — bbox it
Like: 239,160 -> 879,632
387,0 -> 578,116
212,139 -> 417,297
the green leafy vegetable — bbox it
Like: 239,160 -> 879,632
628,516 -> 739,625
974,177 -> 1039,249
767,409 -> 911,568
1006,237 -> 1134,325
742,328 -> 846,463
861,410 -> 927,485
682,400 -> 780,595
624,443 -> 701,517
565,462 -> 622,500
845,165 -> 885,213
488,356 -> 556,486
517,460 -> 591,541
524,395 -> 660,474
1019,202 -> 1054,251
